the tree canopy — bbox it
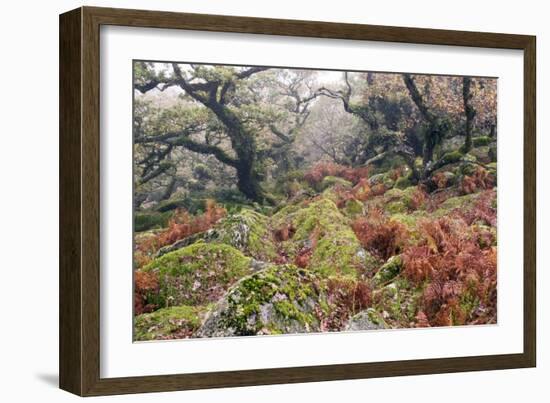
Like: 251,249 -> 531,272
134,62 -> 497,206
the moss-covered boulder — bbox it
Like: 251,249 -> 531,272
458,153 -> 479,175
321,176 -> 352,190
134,305 -> 205,341
142,242 -> 252,307
372,255 -> 403,286
438,150 -> 464,166
345,308 -> 388,331
195,265 -> 326,337
206,209 -> 278,261
433,192 -> 483,217
382,186 -> 426,214
273,198 -> 377,277
368,172 -> 396,189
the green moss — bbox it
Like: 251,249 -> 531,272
143,242 -> 251,307
473,136 -> 492,147
210,209 -> 278,261
319,186 -> 342,204
462,153 -> 477,163
311,228 -> 376,277
373,255 -> 403,286
386,200 -> 408,214
394,175 -> 412,190
373,277 -> 424,326
290,199 -> 336,239
364,308 -> 388,327
321,176 -> 352,190
278,198 -> 377,277
459,291 -> 481,322
389,212 -> 426,244
433,192 -> 481,217
384,188 -> 404,200
369,170 -> 400,189
390,213 -> 417,228
384,177 -> 397,188
439,150 -> 464,165
134,305 -> 204,341
197,265 -> 327,336
134,211 -> 172,232
383,186 -> 425,213
271,203 -> 302,222
343,198 -> 364,217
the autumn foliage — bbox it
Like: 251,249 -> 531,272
158,200 -> 226,246
304,161 -> 370,186
134,200 -> 226,269
460,166 -> 496,195
274,222 -> 296,242
402,217 -> 497,327
134,271 -> 160,315
322,278 -> 372,330
352,209 -> 408,261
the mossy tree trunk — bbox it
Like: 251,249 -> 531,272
403,74 -> 439,167
135,64 -> 271,204
462,77 -> 476,153
202,90 -> 268,203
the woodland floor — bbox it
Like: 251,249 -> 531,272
133,156 -> 497,341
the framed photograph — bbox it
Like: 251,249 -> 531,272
59,6 -> 536,396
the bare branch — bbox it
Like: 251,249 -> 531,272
168,136 -> 239,167
236,66 -> 270,79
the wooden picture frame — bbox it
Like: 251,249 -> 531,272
59,6 -> 536,396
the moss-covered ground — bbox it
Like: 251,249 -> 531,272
134,161 -> 497,340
